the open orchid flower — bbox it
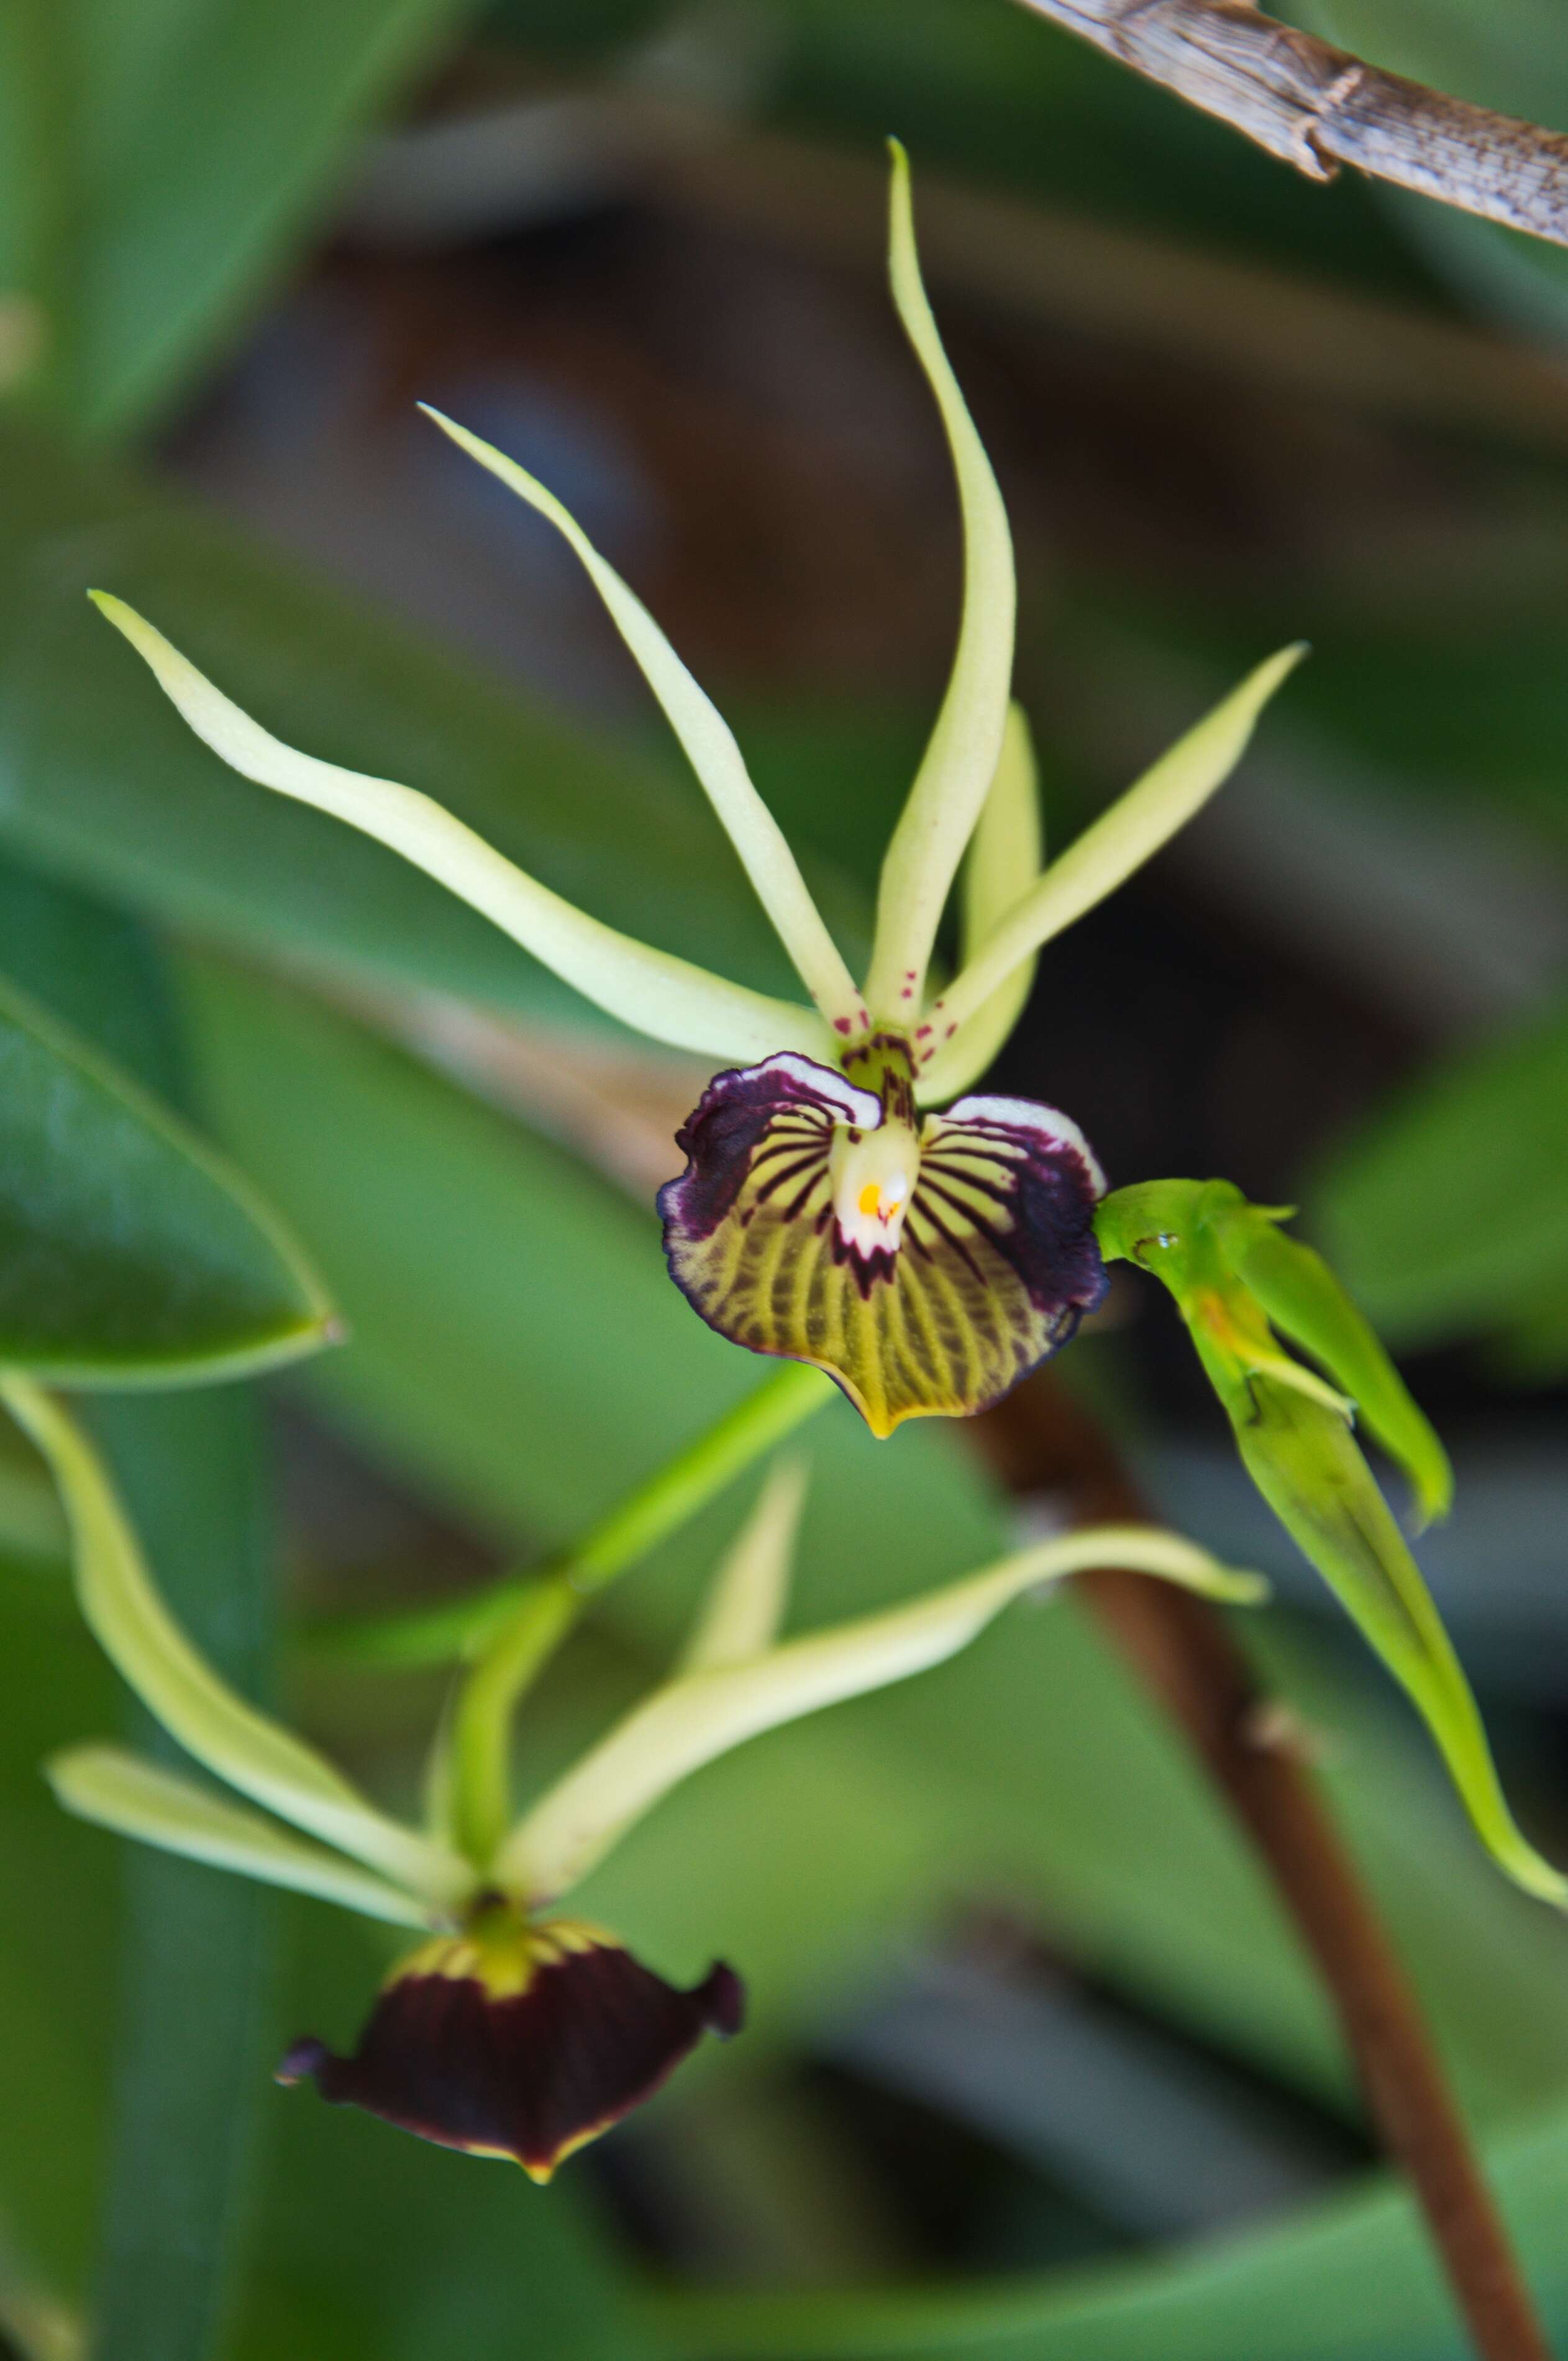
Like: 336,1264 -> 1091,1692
89,144 -> 1302,1437
6,1374 -> 1263,2181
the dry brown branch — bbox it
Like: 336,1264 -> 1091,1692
975,1371 -> 1553,2361
1010,0 -> 1568,247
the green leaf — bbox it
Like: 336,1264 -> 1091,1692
0,1576 -> 120,2296
2,864 -> 276,2359
40,0 -> 477,440
646,2093 -> 1568,2358
1308,997 -> 1568,1356
81,1387 -> 278,2361
0,2 -> 64,390
0,969 -> 334,1386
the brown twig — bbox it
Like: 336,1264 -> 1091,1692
1010,0 -> 1568,248
974,1369 -> 1552,2361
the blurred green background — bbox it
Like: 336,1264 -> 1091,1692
3,3 -> 1568,2356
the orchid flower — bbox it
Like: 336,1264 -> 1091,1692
5,1373 -> 1263,2181
89,145 -> 1302,1437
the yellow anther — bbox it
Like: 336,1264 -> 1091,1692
858,1182 -> 883,1218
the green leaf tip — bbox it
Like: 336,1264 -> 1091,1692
0,964 -> 339,1386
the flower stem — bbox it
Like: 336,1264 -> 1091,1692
310,1361 -> 836,1672
434,1362 -> 836,1865
445,1573 -> 578,1868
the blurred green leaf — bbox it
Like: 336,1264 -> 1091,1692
0,856 -> 280,2361
1309,997 -> 1568,1361
22,0 -> 477,439
82,1390 -> 276,2361
0,1577 -> 119,2297
647,2094 -> 1568,2359
0,4 -> 65,363
183,957 -> 1568,2124
0,969 -> 334,1385
0,411 -> 864,1024
492,0 -> 1426,291
1315,0 -> 1568,347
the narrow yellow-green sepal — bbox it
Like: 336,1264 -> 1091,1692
496,1522 -> 1263,1904
933,646 -> 1306,1040
89,591 -> 833,1068
419,406 -> 867,1039
4,1376 -> 471,1908
48,1745 -> 430,1927
864,142 -> 1016,1018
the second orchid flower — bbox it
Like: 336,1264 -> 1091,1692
6,1376 -> 1261,2180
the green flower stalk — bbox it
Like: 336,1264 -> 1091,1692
4,1374 -> 1261,2180
88,145 -> 1301,1438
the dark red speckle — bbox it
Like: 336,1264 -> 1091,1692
833,1016 -> 853,1035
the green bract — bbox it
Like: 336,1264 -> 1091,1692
1095,1179 -> 1564,1908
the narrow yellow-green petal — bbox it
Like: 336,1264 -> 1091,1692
4,1377 -> 470,1907
932,646 -> 1305,1040
48,1745 -> 430,1927
497,1523 -> 1263,1903
917,701 -> 1042,1103
679,1457 -> 808,1673
420,406 -> 868,1040
864,143 -> 1016,1019
90,593 -> 833,1068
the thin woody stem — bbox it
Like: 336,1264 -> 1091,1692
307,1361 -> 836,1670
974,1369 -> 1550,2361
1010,0 -> 1568,250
